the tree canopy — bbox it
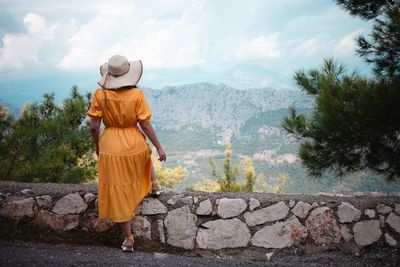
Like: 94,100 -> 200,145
282,1 -> 400,180
0,87 -> 97,183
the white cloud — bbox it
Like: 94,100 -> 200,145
59,1 -> 207,70
0,13 -> 55,71
333,28 -> 364,56
292,34 -> 334,56
235,34 -> 281,60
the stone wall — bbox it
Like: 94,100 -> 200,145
1,181 -> 399,260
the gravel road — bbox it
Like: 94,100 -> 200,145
1,240 -> 399,267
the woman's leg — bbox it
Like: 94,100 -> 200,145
119,220 -> 134,252
119,220 -> 133,240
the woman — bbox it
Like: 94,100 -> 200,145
88,55 -> 166,252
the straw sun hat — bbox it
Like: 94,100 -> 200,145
98,55 -> 143,89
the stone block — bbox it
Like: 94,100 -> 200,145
292,201 -> 312,219
249,198 -> 260,211
196,199 -> 212,215
132,216 -> 151,240
386,212 -> 400,234
385,233 -> 397,246
84,193 -> 96,203
0,197 -> 35,219
353,220 -> 382,246
164,206 -> 197,249
305,207 -> 342,245
251,216 -> 307,248
35,195 -> 52,208
196,218 -> 251,249
82,216 -> 114,232
377,203 -> 392,214
36,210 -> 79,231
337,202 -> 361,223
364,209 -> 376,219
216,198 -> 247,218
244,201 -> 289,226
140,198 -> 168,215
52,193 -> 88,215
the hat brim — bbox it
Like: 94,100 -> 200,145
97,60 -> 143,89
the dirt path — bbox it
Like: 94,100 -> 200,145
1,240 -> 399,267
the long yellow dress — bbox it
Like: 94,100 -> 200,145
87,87 -> 152,223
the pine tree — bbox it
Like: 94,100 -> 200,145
282,1 -> 400,180
0,87 -> 97,183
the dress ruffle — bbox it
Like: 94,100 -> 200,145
98,148 -> 151,222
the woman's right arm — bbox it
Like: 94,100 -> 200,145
139,121 -> 166,162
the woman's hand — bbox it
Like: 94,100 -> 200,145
157,147 -> 167,162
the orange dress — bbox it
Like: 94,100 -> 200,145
87,87 -> 152,222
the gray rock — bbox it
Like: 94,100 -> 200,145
311,202 -> 318,209
83,193 -> 96,203
340,225 -> 353,242
167,195 -> 193,206
384,233 -> 397,246
132,216 -> 151,240
164,206 -> 197,249
157,219 -> 165,244
20,189 -> 33,195
0,197 -> 35,218
292,201 -> 312,219
395,203 -> 400,215
250,216 -> 307,249
82,216 -> 114,232
244,201 -> 289,226
36,210 -> 79,231
140,198 -> 168,215
196,218 -> 251,249
364,209 -> 376,218
386,212 -> 400,234
52,193 -> 87,215
193,197 -> 199,204
377,203 -> 392,214
0,192 -> 7,199
35,195 -> 52,208
353,220 -> 382,246
337,202 -> 361,223
288,200 -> 296,208
249,198 -> 260,211
216,198 -> 247,218
196,199 -> 212,215
305,207 -> 342,245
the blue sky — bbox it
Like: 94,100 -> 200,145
0,0 -> 373,107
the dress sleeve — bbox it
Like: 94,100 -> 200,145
87,90 -> 103,119
136,90 -> 151,122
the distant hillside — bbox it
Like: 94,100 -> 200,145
142,83 -> 400,194
145,83 -> 313,132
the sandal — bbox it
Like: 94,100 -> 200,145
151,180 -> 163,197
121,239 -> 134,252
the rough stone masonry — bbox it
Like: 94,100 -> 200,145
0,181 -> 399,261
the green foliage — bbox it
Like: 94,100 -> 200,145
207,144 -> 264,192
282,1 -> 400,181
335,0 -> 396,19
186,178 -> 220,192
0,87 -> 97,183
153,154 -> 188,188
282,59 -> 400,180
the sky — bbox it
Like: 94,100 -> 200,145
0,0 -> 374,107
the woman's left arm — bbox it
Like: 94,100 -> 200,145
90,118 -> 101,156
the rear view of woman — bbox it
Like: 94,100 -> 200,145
88,55 -> 166,252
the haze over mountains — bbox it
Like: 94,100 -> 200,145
2,82 -> 399,194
